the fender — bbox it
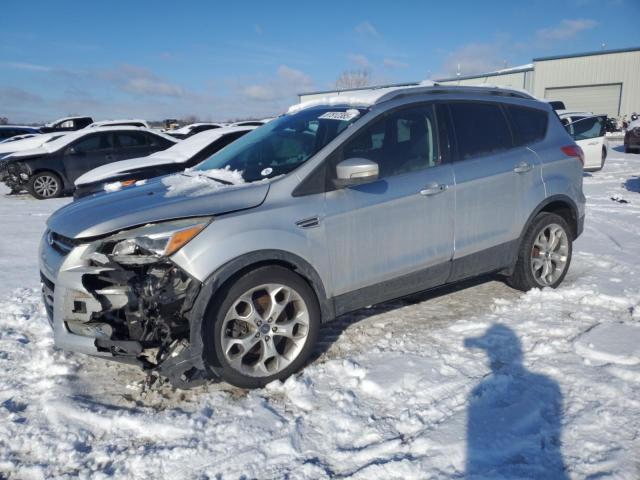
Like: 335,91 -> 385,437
520,194 -> 581,240
158,249 -> 333,387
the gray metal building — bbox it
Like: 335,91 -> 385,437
298,47 -> 640,117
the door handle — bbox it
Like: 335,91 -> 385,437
513,161 -> 533,174
105,154 -> 114,161
420,183 -> 448,196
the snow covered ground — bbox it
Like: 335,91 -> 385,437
0,144 -> 639,479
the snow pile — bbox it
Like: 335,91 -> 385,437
0,146 -> 639,478
161,167 -> 244,198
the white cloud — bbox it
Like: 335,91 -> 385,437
383,57 -> 409,69
240,65 -> 314,102
536,19 -> 597,45
355,21 -> 379,37
441,43 -> 505,77
100,64 -> 185,98
1,62 -> 53,72
348,54 -> 372,68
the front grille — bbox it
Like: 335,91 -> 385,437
49,231 -> 78,255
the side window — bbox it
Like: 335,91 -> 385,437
115,132 -> 148,148
567,116 -> 605,141
148,134 -> 174,148
339,104 -> 439,179
449,102 -> 512,160
506,105 -> 548,146
72,134 -> 111,153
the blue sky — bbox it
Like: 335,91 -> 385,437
1,0 -> 638,123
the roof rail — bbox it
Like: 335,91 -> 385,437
375,84 -> 535,105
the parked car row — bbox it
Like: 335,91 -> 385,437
0,127 -> 177,198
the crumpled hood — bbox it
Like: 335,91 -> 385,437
47,175 -> 270,239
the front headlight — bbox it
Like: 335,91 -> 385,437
106,217 -> 210,264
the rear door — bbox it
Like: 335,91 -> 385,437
323,103 -> 455,302
565,115 -> 606,169
63,132 -> 115,182
113,131 -> 154,161
446,101 -> 540,280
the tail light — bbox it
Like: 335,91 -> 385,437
561,145 -> 584,166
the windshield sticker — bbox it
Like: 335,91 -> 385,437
260,167 -> 273,177
318,109 -> 361,121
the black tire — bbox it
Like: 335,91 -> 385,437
506,212 -> 573,292
202,266 -> 320,389
598,146 -> 606,170
28,171 -> 62,199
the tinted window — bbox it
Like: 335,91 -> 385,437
72,134 -> 111,153
339,105 -> 439,179
147,133 -> 174,148
116,132 -> 148,147
449,102 -> 512,160
506,106 -> 548,146
566,116 -> 605,141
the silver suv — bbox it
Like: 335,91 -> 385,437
39,85 -> 586,388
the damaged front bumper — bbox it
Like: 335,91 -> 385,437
0,160 -> 30,192
39,229 -> 211,387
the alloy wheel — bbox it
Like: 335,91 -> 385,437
530,223 -> 569,286
220,283 -> 310,377
33,175 -> 60,198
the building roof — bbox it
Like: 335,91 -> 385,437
533,46 -> 640,62
434,64 -> 534,83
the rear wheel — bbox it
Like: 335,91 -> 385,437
203,266 -> 320,388
507,212 -> 573,291
28,171 -> 62,199
598,146 -> 607,170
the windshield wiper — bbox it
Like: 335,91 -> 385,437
180,170 -> 234,186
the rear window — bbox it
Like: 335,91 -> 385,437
116,132 -> 148,147
449,102 -> 512,160
506,105 -> 548,146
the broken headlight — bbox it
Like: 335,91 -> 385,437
105,217 -> 211,264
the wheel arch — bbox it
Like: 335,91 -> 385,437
523,195 -> 581,241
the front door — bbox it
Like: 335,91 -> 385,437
63,132 -> 115,182
323,104 -> 455,309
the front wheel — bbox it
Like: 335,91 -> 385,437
28,171 -> 62,199
203,266 -> 320,388
507,212 -> 573,291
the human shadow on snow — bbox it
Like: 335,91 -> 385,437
464,324 -> 568,479
624,176 -> 639,193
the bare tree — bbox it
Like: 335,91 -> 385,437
0,117 -> 8,125
334,68 -> 371,90
182,114 -> 201,124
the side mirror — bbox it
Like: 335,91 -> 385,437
334,158 -> 379,188
67,147 -> 80,155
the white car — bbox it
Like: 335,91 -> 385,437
0,132 -> 67,158
167,123 -> 224,139
73,125 -> 255,197
87,119 -> 150,129
558,110 -> 607,171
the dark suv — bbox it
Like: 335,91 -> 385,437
1,127 -> 176,199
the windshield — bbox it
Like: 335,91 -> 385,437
194,107 -> 365,182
